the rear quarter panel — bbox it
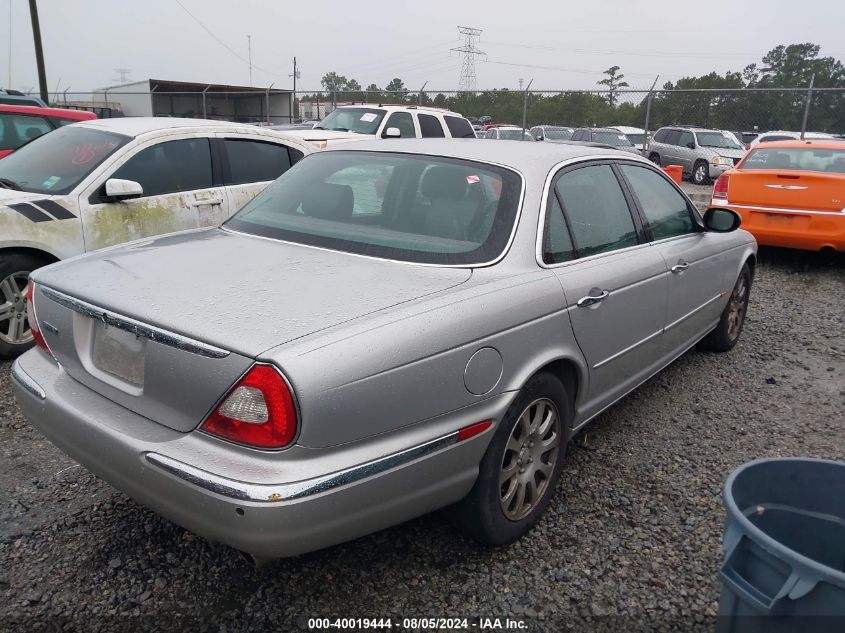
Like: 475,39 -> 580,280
263,269 -> 588,448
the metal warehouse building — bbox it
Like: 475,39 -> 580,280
93,78 -> 294,124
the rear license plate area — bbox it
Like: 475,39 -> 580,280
92,323 -> 146,387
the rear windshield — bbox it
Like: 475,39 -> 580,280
498,129 -> 530,141
544,128 -> 574,140
315,108 -> 386,134
740,148 -> 845,173
593,131 -> 632,146
225,150 -> 523,265
0,125 -> 128,194
625,133 -> 645,146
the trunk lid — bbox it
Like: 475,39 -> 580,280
728,170 -> 845,212
31,228 -> 471,432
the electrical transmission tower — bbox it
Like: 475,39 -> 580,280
451,26 -> 485,93
112,68 -> 132,84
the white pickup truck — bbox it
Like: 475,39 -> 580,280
0,117 -> 312,356
285,104 -> 477,147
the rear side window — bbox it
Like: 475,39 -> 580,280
112,138 -> 212,197
383,112 -> 415,138
620,165 -> 695,240
418,114 -> 445,138
555,164 -> 638,257
542,195 -> 575,264
0,113 -> 52,150
444,116 -> 475,139
652,129 -> 669,143
223,139 -> 292,185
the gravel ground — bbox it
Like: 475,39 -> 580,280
1,248 -> 843,633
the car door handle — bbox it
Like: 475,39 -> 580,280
576,290 -> 609,307
189,197 -> 223,207
671,261 -> 690,273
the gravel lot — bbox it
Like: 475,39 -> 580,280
1,249 -> 843,632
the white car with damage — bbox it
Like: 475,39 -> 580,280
0,117 -> 312,356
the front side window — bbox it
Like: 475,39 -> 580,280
316,108 -> 386,135
225,151 -> 522,265
383,112 -> 415,138
625,133 -> 645,146
620,165 -> 695,240
111,138 -> 212,197
223,139 -> 292,185
0,113 -> 52,150
544,128 -> 574,141
418,114 -> 445,138
555,164 -> 638,257
0,125 -> 128,194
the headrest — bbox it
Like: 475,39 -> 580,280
302,183 -> 354,221
421,166 -> 468,199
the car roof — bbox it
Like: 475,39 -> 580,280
746,139 -> 845,150
322,138 -> 651,174
74,116 -> 269,137
579,127 -> 622,133
0,103 -> 96,119
611,126 -> 645,133
335,104 -> 461,116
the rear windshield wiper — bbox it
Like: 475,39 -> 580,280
0,177 -> 22,190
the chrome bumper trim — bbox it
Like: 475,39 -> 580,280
144,430 -> 462,503
10,359 -> 46,400
41,287 -> 229,359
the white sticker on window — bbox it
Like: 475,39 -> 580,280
466,175 -> 480,184
360,113 -> 377,122
618,135 -> 626,140
42,176 -> 61,189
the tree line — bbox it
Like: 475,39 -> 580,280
303,44 -> 844,132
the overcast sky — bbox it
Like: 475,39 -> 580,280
3,0 -> 843,96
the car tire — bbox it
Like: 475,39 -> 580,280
649,152 -> 661,166
0,252 -> 48,358
699,263 -> 752,353
454,372 -> 570,546
692,160 -> 710,185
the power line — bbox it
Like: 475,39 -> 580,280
483,40 -> 764,60
172,0 -> 286,79
481,58 -> 661,79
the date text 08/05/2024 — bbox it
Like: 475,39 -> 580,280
306,617 -> 528,630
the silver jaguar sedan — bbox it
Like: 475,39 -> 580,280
11,140 -> 756,560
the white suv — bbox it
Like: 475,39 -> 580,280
0,117 -> 312,356
286,105 -> 476,147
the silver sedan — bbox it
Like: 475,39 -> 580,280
11,140 -> 756,560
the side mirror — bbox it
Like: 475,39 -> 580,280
382,127 -> 401,139
686,141 -> 696,149
104,178 -> 143,201
703,207 -> 741,232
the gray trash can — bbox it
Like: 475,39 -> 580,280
718,458 -> 845,633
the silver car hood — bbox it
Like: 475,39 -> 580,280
32,228 -> 472,358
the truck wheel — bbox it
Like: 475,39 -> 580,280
0,253 -> 49,358
692,160 -> 710,185
455,372 -> 570,545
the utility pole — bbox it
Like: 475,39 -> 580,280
521,78 -> 533,139
290,56 -> 299,122
643,74 -> 660,144
7,0 -> 12,89
247,35 -> 253,86
28,0 -> 48,104
800,73 -> 815,140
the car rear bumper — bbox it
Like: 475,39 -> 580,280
11,350 -> 506,559
708,163 -> 733,178
715,202 -> 845,251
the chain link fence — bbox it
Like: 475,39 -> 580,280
38,87 -> 845,136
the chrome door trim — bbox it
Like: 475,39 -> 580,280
664,293 -> 724,332
144,427 -> 478,503
592,328 -> 663,369
40,286 -> 230,359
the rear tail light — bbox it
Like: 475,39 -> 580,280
201,364 -> 297,449
26,282 -> 54,358
713,173 -> 730,199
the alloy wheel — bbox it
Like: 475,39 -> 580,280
499,398 -> 561,521
726,273 -> 748,340
0,271 -> 32,345
694,163 -> 707,184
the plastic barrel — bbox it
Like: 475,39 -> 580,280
718,458 -> 845,633
662,164 -> 683,185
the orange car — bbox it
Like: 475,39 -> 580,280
710,139 -> 845,252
